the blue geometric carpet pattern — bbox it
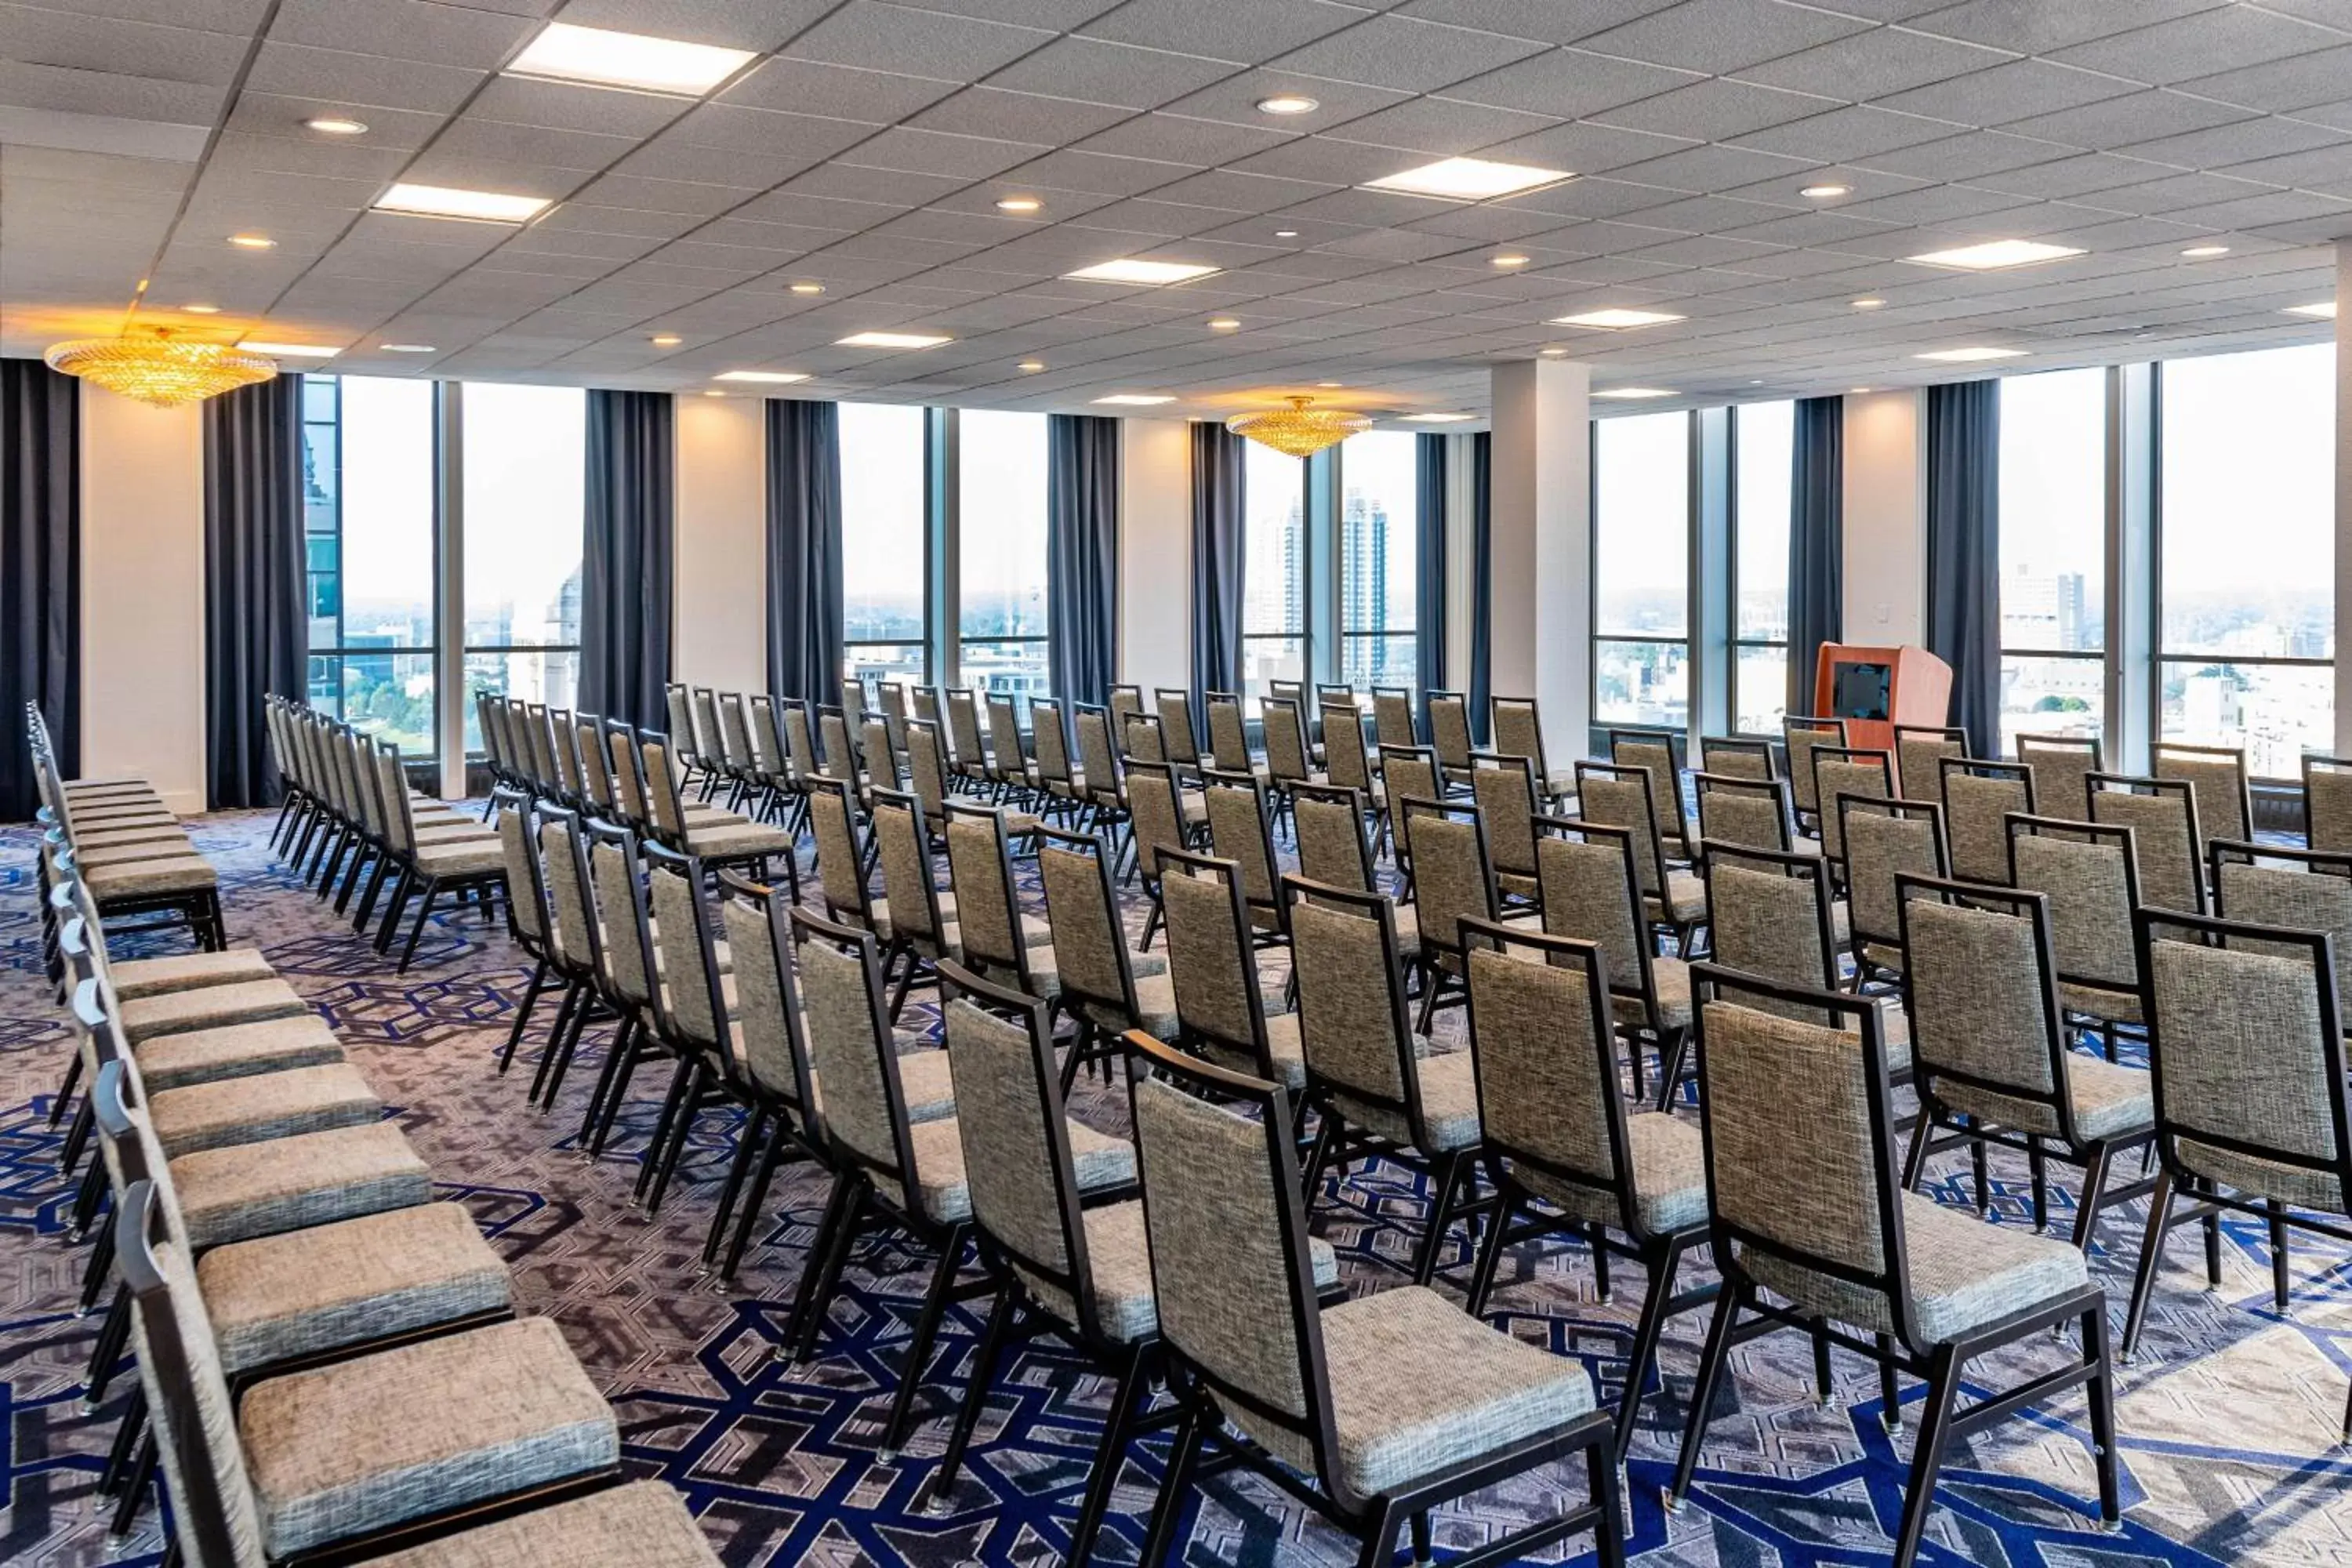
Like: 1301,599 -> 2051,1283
2,810 -> 2347,1566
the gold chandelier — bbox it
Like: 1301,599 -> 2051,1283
1225,394 -> 1371,458
44,329 -> 278,408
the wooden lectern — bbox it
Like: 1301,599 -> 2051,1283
1810,644 -> 1953,753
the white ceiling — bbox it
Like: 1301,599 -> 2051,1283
3,0 -> 2348,420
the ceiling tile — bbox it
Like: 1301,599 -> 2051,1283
242,42 -> 485,113
1264,14 -> 1548,92
1876,59 -> 2143,127
1574,0 -> 1871,74
785,1 -> 1054,80
540,0 -> 836,49
1597,78 -> 1841,140
906,85 -> 1133,143
1077,0 -> 1373,63
982,36 -> 1235,109
1443,47 -> 1700,118
2049,5 -> 2342,85
719,57 -> 960,121
268,0 -> 535,67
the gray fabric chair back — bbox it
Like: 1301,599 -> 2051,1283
1470,753 -> 1540,881
1202,771 -> 1279,915
1106,684 -> 1145,734
1941,760 -> 2034,885
607,725 -> 648,823
2212,843 -> 2352,1001
1698,735 -> 1774,782
871,789 -> 947,953
782,702 -> 820,789
818,707 -> 860,786
2009,816 -> 2139,993
1401,800 -> 1496,960
1900,879 -> 2070,1138
1380,746 -> 1439,862
1322,699 -> 1375,793
1155,689 -> 1200,764
1262,698 -> 1313,786
2016,734 -> 2101,822
1465,924 -> 1627,1218
1610,731 -> 1687,843
495,797 -> 545,946
1371,687 -> 1416,749
943,806 -> 1030,978
2154,744 -> 2250,848
573,713 -> 615,811
862,717 -> 898,792
2089,775 -> 2203,914
1427,690 -> 1473,771
1159,850 -> 1273,1068
906,718 -> 952,818
1573,763 -> 1668,897
1124,760 -> 1186,884
1814,750 -> 1891,862
589,827 -> 655,1007
1292,785 -> 1374,893
1206,692 -> 1250,771
639,738 -> 692,840
913,685 -> 943,731
648,848 -> 730,1058
691,690 -> 724,766
1121,711 -> 1166,767
1694,773 -> 1792,853
2303,757 -> 2352,855
1031,698 -> 1074,785
947,689 -> 989,773
1285,879 -> 1415,1121
550,710 -> 587,799
721,878 -> 815,1109
1536,822 -> 1650,1009
1841,799 -> 1946,952
1037,829 -> 1136,1029
535,812 -> 599,973
1075,706 -> 1121,807
718,694 -> 757,776
665,684 -> 696,761
880,682 -> 911,758
1705,845 -> 1838,1020
790,913 -> 913,1178
1490,697 -> 1543,769
1781,716 -> 1846,818
986,695 -> 1027,784
1893,727 -> 1965,803
805,778 -> 873,927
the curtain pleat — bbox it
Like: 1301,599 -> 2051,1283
1926,379 -> 2002,755
1189,422 -> 1245,738
1047,413 -> 1118,721
766,397 -> 844,710
1786,394 -> 1845,717
203,375 -> 306,809
1468,430 -> 1493,744
580,389 -> 676,733
1,359 -> 81,822
1414,432 -> 1447,706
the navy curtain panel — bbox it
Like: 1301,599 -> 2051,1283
1189,421 -> 1246,732
1414,433 -> 1447,706
203,375 -> 307,810
766,397 -> 844,710
1467,430 -> 1493,744
1047,413 -> 1119,722
1786,394 -> 1845,717
2,359 -> 81,822
581,389 -> 676,734
1926,379 -> 2002,756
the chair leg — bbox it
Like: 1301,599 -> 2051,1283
1887,1343 -> 1964,1568
536,991 -> 598,1110
83,1286 -> 132,1408
1351,1499 -> 1401,1568
58,1094 -> 95,1179
525,982 -> 581,1103
2084,1301 -> 2122,1526
920,1279 -> 1019,1510
702,1106 -> 765,1269
1140,1404 -> 1206,1568
396,880 -> 440,971
575,1014 -> 637,1149
1411,1151 -> 1464,1286
111,1431 -> 158,1537
590,1034 -> 654,1160
789,1180 -> 864,1363
722,1117 -> 797,1279
1900,1109 -> 1939,1192
2267,1198 -> 2292,1313
1669,1283 -> 1746,1508
1613,1238 -> 1689,1468
1069,1339 -> 1152,1566
100,1387 -> 145,1494
48,1050 -> 84,1130
633,1056 -> 697,1202
2069,1143 -> 2115,1251
881,1224 -> 971,1455
644,1069 -> 708,1217
1467,1181 -> 1516,1316
2122,1167 -> 2179,1359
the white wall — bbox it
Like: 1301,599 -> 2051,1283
80,386 -> 206,815
1118,416 -> 1190,693
1842,389 -> 1928,650
673,394 -> 768,693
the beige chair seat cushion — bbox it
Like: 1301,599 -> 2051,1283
1745,1192 -> 2090,1345
1936,1054 -> 2153,1145
1336,1048 -> 1481,1153
118,976 -> 310,1042
1612,956 -> 1693,1032
1189,1007 -> 1307,1090
1650,870 -> 1707,924
67,837 -> 198,869
70,823 -> 193,852
2180,1141 -> 2350,1214
360,1479 -> 721,1568
1029,1197 -> 1341,1345
198,1201 -> 512,1373
1075,964 -> 1247,1043
2059,981 -> 2143,1026
147,1062 -> 383,1157
413,840 -> 506,877
136,1014 -> 346,1094
805,1048 -> 957,1132
684,821 -> 797,859
1235,1284 -> 1597,1497
897,1115 -> 1134,1225
66,775 -> 158,797
172,1123 -> 432,1248
107,946 -> 278,1001
241,1316 -> 619,1559
412,822 -> 498,844
1517,1111 -> 1708,1236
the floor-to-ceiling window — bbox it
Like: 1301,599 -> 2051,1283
1592,411 -> 1690,728
1998,368 -> 2107,756
2159,343 -> 2334,777
1731,401 -> 1792,735
1338,432 -> 1417,696
460,383 -> 583,753
304,375 -> 440,757
840,402 -> 929,691
1242,441 -> 1308,710
957,408 -> 1051,712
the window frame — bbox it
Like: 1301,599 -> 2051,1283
1588,410 -> 1697,736
1334,431 -> 1420,700
1727,401 -> 1791,739
1241,441 -> 1312,708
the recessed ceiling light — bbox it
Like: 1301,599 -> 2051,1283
702,390 -> 727,397
1274,228 -> 1299,238
1907,239 -> 2085,270
1595,387 -> 1675,400
1207,318 -> 1240,330
1552,308 -> 1683,329
1800,183 -> 1849,198
304,117 -> 368,136
1540,347 -> 1568,357
1366,156 -> 1573,201
650,334 -> 682,347
995,196 -> 1042,213
1401,412 -> 1475,422
1850,387 -> 1874,394
1094,394 -> 1175,405
379,343 -> 435,353
241,341 -> 340,358
183,303 -> 220,314
1915,347 -> 2027,362
788,281 -> 825,295
1491,254 -> 1530,267
1065,258 -> 1220,285
837,331 -> 951,349
1316,381 -> 1342,389
228,234 -> 276,250
2285,300 -> 2336,318
1851,297 -> 1886,310
2180,245 -> 2230,258
374,183 -> 550,223
1256,94 -> 1319,115
1018,360 -> 1046,372
506,21 -> 754,96
716,370 -> 811,383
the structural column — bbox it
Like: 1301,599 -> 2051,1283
673,393 -> 768,695
1486,358 -> 1591,768
1117,416 -> 1190,694
1840,389 -> 1928,652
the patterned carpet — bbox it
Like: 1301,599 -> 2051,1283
3,807 -> 2350,1566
